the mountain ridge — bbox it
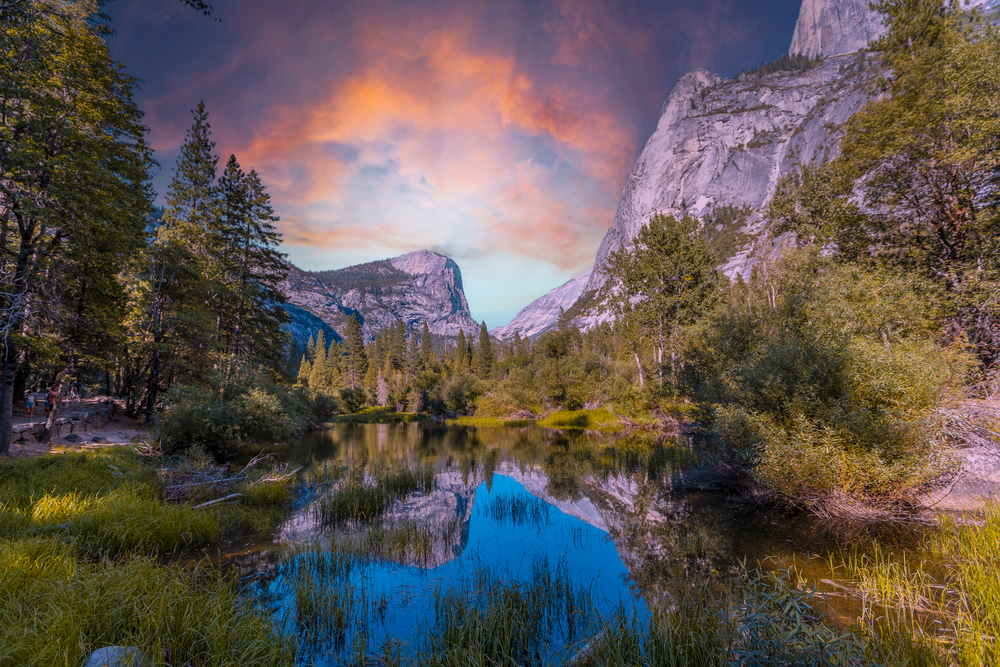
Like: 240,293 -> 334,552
280,249 -> 481,351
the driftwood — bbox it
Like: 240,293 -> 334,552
191,493 -> 243,509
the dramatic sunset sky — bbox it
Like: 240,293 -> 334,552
107,0 -> 802,327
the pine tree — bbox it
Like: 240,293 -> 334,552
297,355 -> 312,385
421,320 -> 435,365
215,155 -> 289,371
475,321 -> 495,377
407,329 -> 422,375
307,334 -> 316,362
455,330 -> 468,370
344,315 -> 367,389
327,341 -> 343,388
161,101 -> 218,258
309,342 -> 329,391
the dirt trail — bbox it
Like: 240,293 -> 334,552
8,399 -> 149,458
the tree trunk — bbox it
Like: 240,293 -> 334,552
143,347 -> 161,423
0,340 -> 18,455
632,345 -> 645,388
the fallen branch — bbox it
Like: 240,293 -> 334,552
191,493 -> 243,509
166,475 -> 248,490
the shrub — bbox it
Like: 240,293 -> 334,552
159,373 -> 307,456
686,251 -> 970,507
338,387 -> 367,413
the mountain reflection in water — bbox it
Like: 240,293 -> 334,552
243,423 -> 909,664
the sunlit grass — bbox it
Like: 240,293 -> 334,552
0,537 -> 294,667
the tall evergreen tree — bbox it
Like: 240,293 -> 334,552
343,314 -> 367,389
454,330 -> 468,370
421,320 -> 435,365
475,322 -> 495,377
161,101 -> 218,258
215,155 -> 289,373
308,341 -> 328,390
297,355 -> 312,385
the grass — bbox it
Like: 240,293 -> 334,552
449,409 -> 622,431
0,446 -> 301,665
577,567 -> 864,666
0,537 -> 294,667
538,408 -> 622,431
316,463 -> 435,526
327,407 -> 428,424
482,492 -> 551,531
447,416 -> 536,428
420,555 -> 592,667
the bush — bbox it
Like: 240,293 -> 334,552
686,251 -> 970,507
338,387 -> 367,413
159,373 -> 306,456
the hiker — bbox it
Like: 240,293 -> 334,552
45,386 -> 59,417
24,390 -> 35,421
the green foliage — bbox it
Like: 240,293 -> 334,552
603,214 -> 718,392
686,251 -> 969,504
0,538 -> 293,666
773,0 -> 1000,364
739,52 -> 820,78
158,372 -> 306,456
0,0 -> 154,451
0,448 -> 223,556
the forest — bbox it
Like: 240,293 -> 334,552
2,1 -> 1000,665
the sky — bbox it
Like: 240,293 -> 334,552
106,0 -> 803,328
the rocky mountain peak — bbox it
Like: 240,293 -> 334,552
280,250 -> 480,348
788,0 -> 884,58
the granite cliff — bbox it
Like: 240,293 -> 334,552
491,268 -> 592,340
495,0 -> 998,336
281,250 -> 480,348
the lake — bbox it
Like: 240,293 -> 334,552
230,423 -> 919,665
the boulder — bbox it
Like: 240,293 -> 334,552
63,433 -> 82,443
82,646 -> 147,667
90,436 -> 108,444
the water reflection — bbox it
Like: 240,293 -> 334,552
244,423 -> 921,663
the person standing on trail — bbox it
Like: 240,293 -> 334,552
24,390 -> 35,421
45,386 -> 59,417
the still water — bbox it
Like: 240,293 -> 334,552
238,423 -> 912,664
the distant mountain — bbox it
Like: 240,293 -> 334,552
490,269 -> 592,340
281,250 -> 480,350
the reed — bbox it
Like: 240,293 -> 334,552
482,492 -> 551,530
578,566 -> 865,667
0,537 -> 294,667
316,485 -> 391,524
329,521 -> 435,565
418,554 -> 592,667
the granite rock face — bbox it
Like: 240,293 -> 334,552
789,0 -> 884,58
500,0 -> 892,334
281,250 -> 480,346
581,52 -> 878,299
490,268 -> 592,340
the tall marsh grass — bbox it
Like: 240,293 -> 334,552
482,492 -> 551,530
316,463 -> 435,526
0,538 -> 293,667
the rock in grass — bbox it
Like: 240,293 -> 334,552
90,436 -> 108,444
63,433 -> 82,443
82,646 -> 147,667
